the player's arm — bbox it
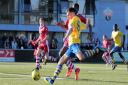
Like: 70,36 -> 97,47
80,18 -> 90,31
109,37 -> 113,41
107,38 -> 113,41
35,36 -> 40,44
77,14 -> 86,24
56,21 -> 68,30
63,24 -> 73,42
120,32 -> 124,44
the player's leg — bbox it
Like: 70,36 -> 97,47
44,45 -> 72,84
65,59 -> 73,77
83,46 -> 106,58
102,52 -> 108,64
43,52 -> 48,65
43,42 -> 57,63
117,47 -> 128,70
42,40 -> 49,65
35,47 -> 42,69
65,58 -> 80,79
110,52 -> 115,64
48,56 -> 57,62
42,40 -> 57,65
44,44 -> 82,84
110,47 -> 118,70
71,44 -> 83,80
118,52 -> 127,63
59,45 -> 68,57
39,46 -> 47,65
59,45 -> 80,79
117,47 -> 127,64
105,52 -> 111,65
44,54 -> 69,84
65,52 -> 79,77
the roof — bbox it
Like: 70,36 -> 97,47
0,24 -> 89,32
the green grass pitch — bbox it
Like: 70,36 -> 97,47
0,62 -> 128,85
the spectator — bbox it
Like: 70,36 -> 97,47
50,38 -> 58,49
4,37 -> 10,49
11,39 -> 18,49
2,33 -> 7,48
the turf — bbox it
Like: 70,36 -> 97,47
0,62 -> 128,85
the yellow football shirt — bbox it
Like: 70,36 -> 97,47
111,31 -> 123,47
68,16 -> 86,45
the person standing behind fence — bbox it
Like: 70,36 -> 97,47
11,39 -> 18,49
110,24 -> 128,70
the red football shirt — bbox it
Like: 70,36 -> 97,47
39,25 -> 48,42
102,39 -> 111,49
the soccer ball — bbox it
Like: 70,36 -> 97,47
31,68 -> 41,81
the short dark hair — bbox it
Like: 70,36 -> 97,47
39,17 -> 45,23
113,24 -> 119,31
73,3 -> 79,14
67,7 -> 76,13
114,24 -> 118,29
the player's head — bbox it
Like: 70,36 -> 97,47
39,18 -> 45,25
66,7 -> 76,19
103,35 -> 107,39
72,3 -> 79,14
113,24 -> 119,31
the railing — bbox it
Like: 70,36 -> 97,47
0,12 -> 59,25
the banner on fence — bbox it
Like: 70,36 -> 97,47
0,50 -> 15,62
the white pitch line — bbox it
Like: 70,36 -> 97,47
0,78 -> 31,80
0,72 -> 65,80
0,72 -> 30,77
0,65 -> 127,80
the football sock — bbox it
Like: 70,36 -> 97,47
48,56 -> 57,62
36,56 -> 41,69
102,56 -> 107,63
83,47 -> 101,58
52,64 -> 62,81
66,60 -> 76,71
